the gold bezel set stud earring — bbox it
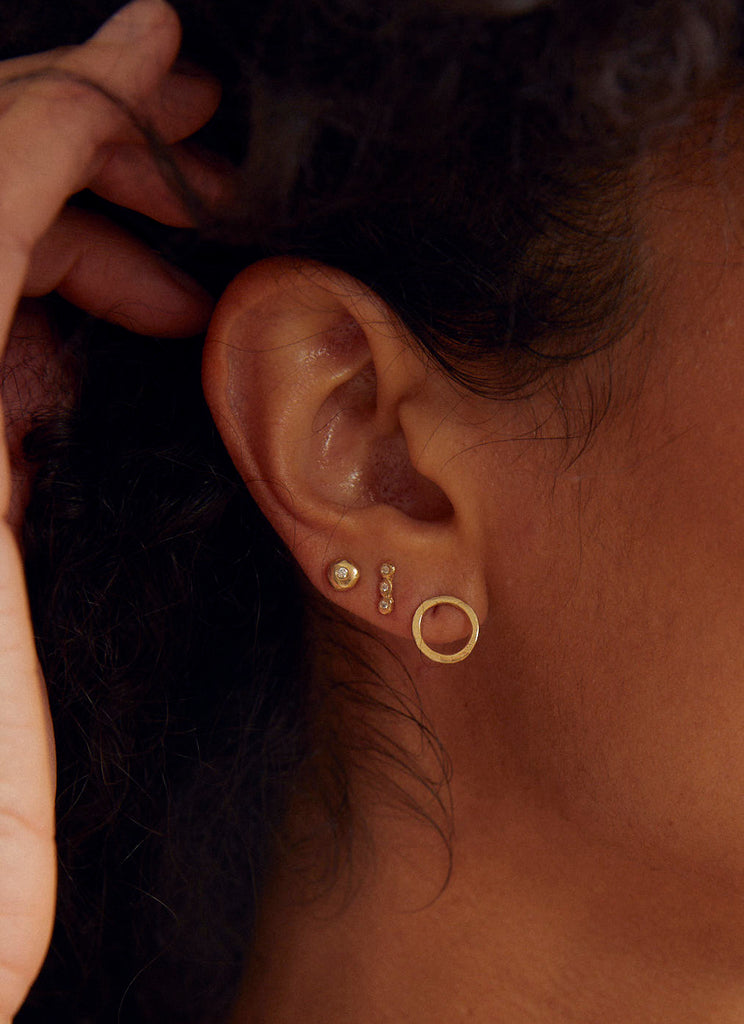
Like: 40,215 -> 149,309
327,559 -> 360,591
377,562 -> 396,615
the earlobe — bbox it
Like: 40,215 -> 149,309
202,257 -> 489,648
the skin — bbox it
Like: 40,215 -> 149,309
6,2 -> 744,1022
203,120 -> 744,1022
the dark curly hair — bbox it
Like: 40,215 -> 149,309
3,0 -> 742,1020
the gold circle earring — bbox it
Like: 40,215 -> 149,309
411,596 -> 480,664
327,559 -> 360,591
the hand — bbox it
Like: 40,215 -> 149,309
0,2 -> 229,1016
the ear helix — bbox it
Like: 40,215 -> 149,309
326,559 -> 480,664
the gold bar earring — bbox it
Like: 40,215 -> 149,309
377,562 -> 395,614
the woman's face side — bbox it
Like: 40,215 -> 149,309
5,100 -> 744,902
453,124 -> 744,891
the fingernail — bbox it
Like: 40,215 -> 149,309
96,0 -> 169,41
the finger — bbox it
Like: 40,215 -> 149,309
0,61 -> 220,148
90,141 -> 237,226
0,0 -> 182,342
0,0 -> 182,208
146,67 -> 221,143
0,310 -> 57,1016
25,208 -> 213,336
0,525 -> 56,1020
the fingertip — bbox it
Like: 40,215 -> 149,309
93,0 -> 181,56
159,68 -> 222,134
159,260 -> 212,303
134,260 -> 215,336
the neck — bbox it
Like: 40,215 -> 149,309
230,658 -> 744,1024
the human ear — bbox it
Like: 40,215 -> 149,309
202,258 -> 488,652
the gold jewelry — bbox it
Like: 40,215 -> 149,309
327,559 -> 360,591
377,562 -> 396,615
411,596 -> 479,664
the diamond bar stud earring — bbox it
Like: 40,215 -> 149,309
378,562 -> 396,614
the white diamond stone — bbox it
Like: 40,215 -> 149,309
335,566 -> 349,581
380,580 -> 391,594
380,563 -> 393,576
379,599 -> 391,612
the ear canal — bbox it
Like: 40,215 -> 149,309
312,357 -> 452,522
366,432 -> 453,521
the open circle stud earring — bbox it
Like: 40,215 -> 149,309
411,596 -> 480,664
327,559 -> 360,591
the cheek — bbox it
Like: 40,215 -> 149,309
478,379 -> 744,888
